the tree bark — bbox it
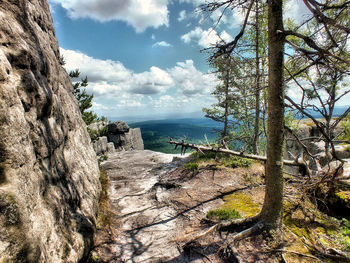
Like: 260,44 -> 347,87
222,66 -> 230,139
260,0 -> 285,230
253,0 -> 261,154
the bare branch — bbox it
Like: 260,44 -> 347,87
303,0 -> 350,34
168,139 -> 309,170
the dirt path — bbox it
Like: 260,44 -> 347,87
90,150 -> 251,263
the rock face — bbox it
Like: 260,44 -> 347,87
90,121 -> 144,155
0,1 -> 100,262
107,121 -> 144,151
284,123 -> 350,173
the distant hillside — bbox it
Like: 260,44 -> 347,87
129,118 -> 222,153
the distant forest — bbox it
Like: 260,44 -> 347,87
129,118 -> 221,153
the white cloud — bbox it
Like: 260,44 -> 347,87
132,67 -> 174,94
284,0 -> 312,23
61,48 -> 131,83
181,27 -> 233,48
178,0 -> 207,6
49,0 -> 169,33
152,41 -> 172,48
61,48 -> 218,117
178,10 -> 187,22
169,60 -> 217,95
151,34 -> 156,40
61,48 -> 172,96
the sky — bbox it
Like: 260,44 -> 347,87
48,0 -> 348,121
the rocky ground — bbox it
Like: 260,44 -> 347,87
88,150 -> 267,262
89,150 -> 350,263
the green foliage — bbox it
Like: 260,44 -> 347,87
184,162 -> 198,171
82,111 -> 98,126
341,115 -> 350,141
87,128 -> 100,142
284,111 -> 299,131
203,55 -> 263,150
189,152 -> 252,168
207,208 -> 241,221
190,151 -> 217,162
69,69 -> 98,125
97,169 -> 111,228
98,154 -> 108,165
88,126 -> 109,143
221,156 -> 252,168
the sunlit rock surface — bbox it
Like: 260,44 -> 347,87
0,1 -> 100,262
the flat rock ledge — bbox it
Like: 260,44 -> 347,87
90,150 -> 249,263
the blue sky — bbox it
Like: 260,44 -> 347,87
49,0 -> 245,120
48,0 -> 348,121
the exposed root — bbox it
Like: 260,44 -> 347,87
229,220 -> 264,243
218,214 -> 261,231
191,224 -> 219,241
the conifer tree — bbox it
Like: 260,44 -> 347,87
69,69 -> 98,125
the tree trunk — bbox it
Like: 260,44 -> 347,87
222,67 -> 230,139
253,0 -> 261,154
261,0 -> 285,230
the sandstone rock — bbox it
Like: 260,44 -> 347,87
107,121 -> 130,134
88,121 -> 109,132
125,127 -> 144,150
0,1 -> 100,262
107,142 -> 115,153
93,136 -> 108,155
334,145 -> 350,160
89,121 -> 143,153
107,128 -> 144,151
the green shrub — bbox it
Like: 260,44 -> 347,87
88,127 -> 100,142
207,208 -> 241,220
189,152 -> 252,168
98,154 -> 108,165
341,115 -> 350,141
190,151 -> 217,162
97,169 -> 111,228
222,156 -> 252,168
184,162 -> 198,171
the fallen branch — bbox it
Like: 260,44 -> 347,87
169,139 -> 308,170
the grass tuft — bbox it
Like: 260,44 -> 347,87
207,208 -> 241,220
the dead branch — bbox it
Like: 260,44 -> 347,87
169,139 -> 308,169
303,0 -> 350,34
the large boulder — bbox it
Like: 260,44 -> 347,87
0,1 -> 100,262
98,121 -> 144,151
124,127 -> 144,151
107,121 -> 130,134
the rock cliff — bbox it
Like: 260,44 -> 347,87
89,121 -> 144,155
0,1 -> 100,262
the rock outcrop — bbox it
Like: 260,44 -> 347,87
90,121 -> 144,155
284,123 -> 350,173
0,1 -> 100,262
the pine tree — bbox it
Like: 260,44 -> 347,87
69,69 -> 98,125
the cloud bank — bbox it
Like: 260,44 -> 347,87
50,0 -> 169,32
60,48 -> 217,116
